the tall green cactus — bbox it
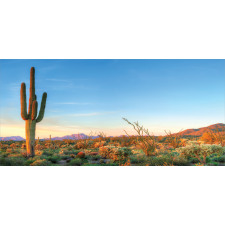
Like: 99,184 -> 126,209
20,67 -> 47,157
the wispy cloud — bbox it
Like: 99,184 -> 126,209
9,80 -> 29,92
46,78 -> 69,82
54,102 -> 92,105
68,111 -> 117,117
69,113 -> 101,117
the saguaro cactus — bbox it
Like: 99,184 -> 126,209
20,67 -> 47,157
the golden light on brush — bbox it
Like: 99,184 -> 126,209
20,67 -> 47,157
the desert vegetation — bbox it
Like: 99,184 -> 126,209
0,120 -> 224,166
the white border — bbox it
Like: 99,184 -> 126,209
0,1 -> 225,225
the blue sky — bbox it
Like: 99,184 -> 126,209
0,59 -> 224,138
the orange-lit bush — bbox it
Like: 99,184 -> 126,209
164,130 -> 184,149
201,132 -> 216,144
99,146 -> 132,164
93,141 -> 106,148
76,152 -> 85,158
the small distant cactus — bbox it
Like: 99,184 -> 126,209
20,67 -> 47,157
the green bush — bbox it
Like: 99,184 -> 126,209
172,157 -> 189,166
68,158 -> 83,166
61,155 -> 71,160
47,155 -> 61,163
207,161 -> 220,166
88,154 -> 101,161
148,156 -> 172,166
42,150 -> 54,157
130,155 -> 148,165
188,157 -> 199,164
30,159 -> 51,166
130,156 -> 139,164
177,144 -> 223,165
24,159 -> 36,166
0,156 -> 25,166
212,155 -> 225,163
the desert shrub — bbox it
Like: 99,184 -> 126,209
0,157 -> 10,166
99,159 -> 105,164
74,140 -> 93,149
147,156 -> 173,166
73,150 -> 81,154
177,143 -> 223,165
93,141 -> 106,148
47,155 -> 61,163
130,155 -> 147,165
164,130 -> 184,148
212,129 -> 225,146
68,158 -> 83,166
99,146 -> 132,164
188,157 -> 199,164
208,162 -> 220,166
60,149 -> 78,155
42,150 -> 54,157
172,156 -> 189,166
67,146 -> 73,150
24,159 -> 36,166
35,144 -> 44,150
0,143 -> 7,150
88,154 -> 101,161
0,156 -> 25,166
59,155 -> 70,160
7,153 -> 24,158
10,143 -> 17,149
120,137 -> 133,147
123,118 -> 158,156
30,159 -> 51,166
202,127 -> 225,146
201,132 -> 216,144
212,155 -> 225,163
130,156 -> 139,164
87,151 -> 99,156
99,146 -> 116,159
76,152 -> 85,158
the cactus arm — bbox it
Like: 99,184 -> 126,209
36,92 -> 47,123
20,83 -> 28,120
31,100 -> 38,120
28,67 -> 35,115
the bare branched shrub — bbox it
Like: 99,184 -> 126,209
98,132 -> 107,140
207,127 -> 225,147
164,130 -> 184,149
123,118 -> 157,156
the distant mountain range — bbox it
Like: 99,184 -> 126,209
0,133 -> 98,141
177,123 -> 225,136
48,133 -> 99,140
0,136 -> 25,141
1,123 -> 224,141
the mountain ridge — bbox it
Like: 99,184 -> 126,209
177,123 -> 225,136
1,123 -> 224,141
